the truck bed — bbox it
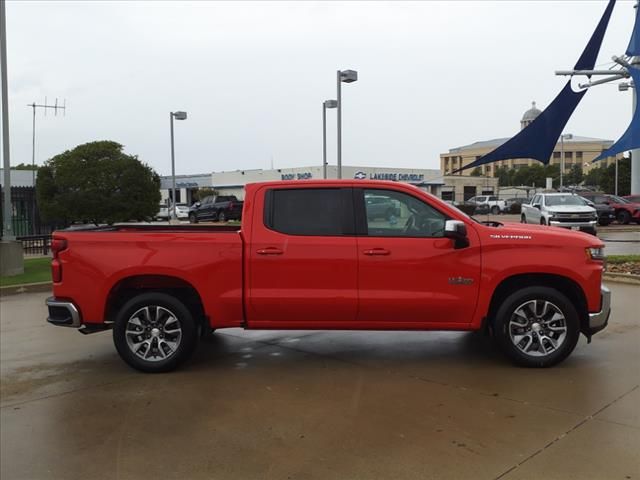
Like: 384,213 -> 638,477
52,224 -> 245,328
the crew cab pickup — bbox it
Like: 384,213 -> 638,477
188,195 -> 243,223
521,193 -> 598,234
47,180 -> 611,372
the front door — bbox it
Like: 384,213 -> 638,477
356,188 -> 481,326
247,187 -> 358,326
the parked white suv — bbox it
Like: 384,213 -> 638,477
521,193 -> 597,234
468,195 -> 507,214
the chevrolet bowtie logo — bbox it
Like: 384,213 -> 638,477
448,277 -> 474,285
354,171 -> 367,180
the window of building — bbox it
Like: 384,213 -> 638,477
464,186 -> 477,201
363,189 -> 446,238
565,152 -> 573,159
553,152 -> 561,159
266,188 -> 352,236
441,191 -> 454,201
576,151 -> 583,159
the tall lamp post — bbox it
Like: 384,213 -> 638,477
336,69 -> 358,179
559,133 -> 573,188
169,111 -> 187,221
322,100 -> 337,179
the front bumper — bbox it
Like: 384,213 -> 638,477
46,297 -> 81,328
587,286 -> 611,335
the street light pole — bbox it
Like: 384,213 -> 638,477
1,0 -> 13,240
322,100 -> 337,179
169,111 -> 187,221
336,69 -> 358,179
559,133 -> 572,188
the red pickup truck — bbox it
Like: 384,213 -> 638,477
47,180 -> 611,372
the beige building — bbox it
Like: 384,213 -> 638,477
440,102 -> 619,177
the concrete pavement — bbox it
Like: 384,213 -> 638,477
1,285 -> 639,480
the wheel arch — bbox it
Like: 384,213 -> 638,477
485,273 -> 588,334
105,275 -> 207,331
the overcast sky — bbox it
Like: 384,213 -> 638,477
4,0 -> 637,175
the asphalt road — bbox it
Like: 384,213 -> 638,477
1,286 -> 638,480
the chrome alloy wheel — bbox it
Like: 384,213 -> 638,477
508,300 -> 567,357
125,306 -> 182,362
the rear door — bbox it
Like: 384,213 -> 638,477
355,187 -> 481,325
247,187 -> 358,326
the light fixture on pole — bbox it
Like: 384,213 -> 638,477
336,69 -> 358,179
322,100 -> 337,179
169,111 -> 187,222
559,133 -> 573,188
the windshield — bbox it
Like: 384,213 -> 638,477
545,195 -> 587,207
608,195 -> 630,204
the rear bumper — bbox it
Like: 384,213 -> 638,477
46,297 -> 81,328
587,285 -> 611,335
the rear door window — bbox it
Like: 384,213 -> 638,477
264,188 -> 353,236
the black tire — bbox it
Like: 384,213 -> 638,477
540,217 -> 546,225
189,213 -> 198,224
491,206 -> 499,215
521,214 -> 527,224
113,292 -> 199,373
493,286 -> 580,368
218,211 -> 227,223
598,219 -> 610,227
617,210 -> 631,225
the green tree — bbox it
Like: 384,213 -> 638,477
584,157 -> 630,194
11,163 -> 38,170
470,167 -> 483,177
36,141 -> 161,225
192,187 -> 219,201
564,164 -> 584,186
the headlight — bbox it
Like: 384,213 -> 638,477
586,247 -> 605,261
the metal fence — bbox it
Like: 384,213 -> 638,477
17,234 -> 53,256
0,186 -> 54,238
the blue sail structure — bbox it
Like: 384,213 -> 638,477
454,0 -> 616,173
593,5 -> 640,161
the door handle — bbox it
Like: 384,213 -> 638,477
256,247 -> 283,255
363,248 -> 390,256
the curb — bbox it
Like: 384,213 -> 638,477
603,272 -> 640,286
0,282 -> 52,297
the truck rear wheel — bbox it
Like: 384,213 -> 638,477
113,292 -> 199,373
493,287 -> 580,368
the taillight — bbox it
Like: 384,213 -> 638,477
51,238 -> 67,283
51,238 -> 67,259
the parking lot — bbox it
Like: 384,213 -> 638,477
1,284 -> 638,480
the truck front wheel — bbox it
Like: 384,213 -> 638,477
493,287 -> 580,368
113,292 -> 199,373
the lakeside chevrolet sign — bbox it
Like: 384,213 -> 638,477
354,171 -> 424,183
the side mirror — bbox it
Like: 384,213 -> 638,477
195,202 -> 201,207
586,200 -> 595,207
444,220 -> 469,249
533,203 -> 541,210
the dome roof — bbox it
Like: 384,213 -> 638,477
522,101 -> 542,122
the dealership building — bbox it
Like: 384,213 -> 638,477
160,165 -> 498,205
